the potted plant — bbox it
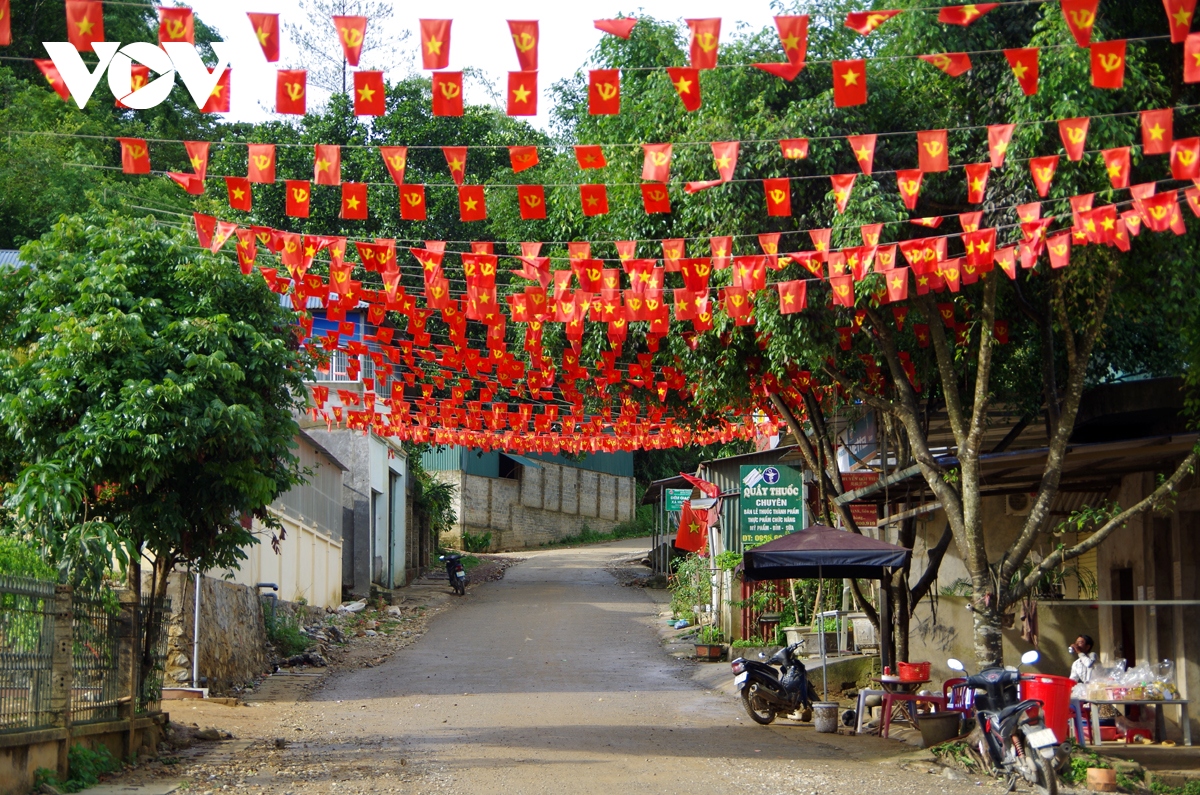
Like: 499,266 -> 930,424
694,625 -> 726,661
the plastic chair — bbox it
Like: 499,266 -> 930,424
881,692 -> 946,738
1069,700 -> 1087,745
942,677 -> 975,716
855,688 -> 886,734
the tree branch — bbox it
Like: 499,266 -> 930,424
914,292 -> 967,448
910,522 -> 953,606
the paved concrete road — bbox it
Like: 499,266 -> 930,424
161,540 -> 1006,795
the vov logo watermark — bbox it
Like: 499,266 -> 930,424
42,41 -> 232,110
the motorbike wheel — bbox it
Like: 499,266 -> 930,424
454,578 -> 466,596
741,685 -> 776,725
1014,747 -> 1058,795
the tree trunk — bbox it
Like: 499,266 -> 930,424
973,606 -> 1004,668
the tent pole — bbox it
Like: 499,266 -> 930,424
820,565 -> 828,701
879,566 -> 891,674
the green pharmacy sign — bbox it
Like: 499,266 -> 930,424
739,465 -> 806,548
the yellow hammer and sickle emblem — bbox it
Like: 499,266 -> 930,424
881,252 -> 893,265
923,141 -> 944,157
866,13 -> 888,27
165,19 -> 186,39
253,155 -> 271,170
405,193 -> 422,206
1150,206 -> 1168,220
512,32 -> 537,52
1098,53 -> 1122,72
341,27 -> 363,46
786,148 -> 802,158
902,181 -> 918,196
128,145 -> 145,159
699,312 -> 711,322
834,286 -> 848,297
649,190 -> 665,201
932,55 -> 950,69
696,263 -> 710,276
647,300 -> 660,311
764,244 -> 777,254
769,190 -> 786,204
525,195 -> 542,207
614,319 -> 626,328
1069,10 -> 1095,27
597,83 -> 618,100
284,242 -> 297,254
731,295 -> 745,307
440,81 -> 460,99
628,298 -> 642,310
463,261 -> 476,276
334,271 -> 347,283
1067,127 -> 1086,144
695,32 -> 717,53
286,83 -> 304,101
586,268 -> 600,281
946,269 -> 960,279
482,263 -> 495,276
388,155 -> 406,170
256,232 -> 269,243
131,75 -> 145,90
665,248 -> 680,257
292,187 -> 308,202
1052,245 -> 1066,256
432,287 -> 445,298
1036,167 -> 1053,181
651,152 -> 669,166
1178,149 -> 1197,165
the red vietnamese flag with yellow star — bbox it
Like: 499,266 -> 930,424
1004,48 -> 1039,95
775,15 -> 808,65
0,0 -> 10,46
988,124 -> 1015,167
847,134 -> 876,175
314,144 -> 341,185
675,503 -> 707,553
580,184 -> 608,216
341,183 -> 367,219
1186,33 -> 1200,82
845,10 -> 900,35
118,138 -> 149,174
964,228 -> 996,269
400,184 -> 426,220
508,20 -> 538,70
830,174 -> 856,213
277,70 -> 307,114
379,146 -> 407,186
35,60 -> 71,101
1141,109 -> 1173,154
159,7 -> 194,44
965,163 -> 990,203
507,71 -> 537,115
960,211 -> 982,232
419,20 -> 451,69
66,1 -> 103,51
432,72 -> 463,116
517,185 -> 546,220
938,4 -> 997,25
667,67 -> 701,111
1062,0 -> 1099,47
333,16 -> 367,66
247,144 -> 275,183
763,178 -> 791,216
286,180 -> 311,217
885,268 -> 909,301
1101,147 -> 1130,189
247,13 -> 279,62
687,19 -> 720,69
917,130 -> 949,172
1165,0 -> 1197,43
183,141 -> 208,185
920,53 -> 972,77
712,141 -> 738,182
1058,117 -> 1089,161
588,69 -> 620,114
833,59 -> 867,106
235,229 -> 257,274
1091,40 -> 1126,89
200,69 -> 230,113
641,184 -> 670,214
575,145 -> 607,169
354,71 -> 385,115
225,176 -> 252,211
710,236 -> 732,269
442,146 -> 467,185
459,185 -> 486,221
776,280 -> 807,314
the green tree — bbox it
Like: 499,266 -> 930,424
0,213 -> 313,677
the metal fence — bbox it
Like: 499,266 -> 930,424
0,575 -> 56,733
71,596 -> 121,725
137,595 -> 171,713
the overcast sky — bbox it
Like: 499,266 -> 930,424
187,0 -> 782,130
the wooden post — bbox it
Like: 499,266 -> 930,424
117,589 -> 140,760
879,570 -> 892,673
50,585 -> 73,779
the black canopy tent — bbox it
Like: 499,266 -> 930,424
742,524 -> 911,696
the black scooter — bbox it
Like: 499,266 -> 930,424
948,651 -> 1059,795
730,642 -> 819,725
439,553 -> 467,596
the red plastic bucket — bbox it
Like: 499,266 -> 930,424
1021,674 -> 1074,743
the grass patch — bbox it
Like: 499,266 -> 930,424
263,608 -> 313,657
540,518 -> 651,548
35,744 -> 122,792
461,555 -> 483,570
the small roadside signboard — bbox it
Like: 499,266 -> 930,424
664,488 -> 691,512
739,464 -> 806,548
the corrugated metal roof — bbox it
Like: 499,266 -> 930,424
0,250 -> 26,268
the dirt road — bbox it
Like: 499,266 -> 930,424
159,539 -> 1001,795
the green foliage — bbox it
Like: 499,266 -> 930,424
0,534 -> 54,580
669,553 -> 709,619
263,609 -> 314,658
35,743 -> 123,792
714,551 -> 742,572
0,213 -> 312,584
696,625 -> 724,644
406,446 -> 458,546
538,518 -> 648,548
461,531 -> 492,553
730,636 -> 770,649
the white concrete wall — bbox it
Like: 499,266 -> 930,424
223,510 -> 342,608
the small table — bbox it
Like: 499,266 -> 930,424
1082,699 -> 1191,747
872,679 -> 945,737
874,678 -> 931,694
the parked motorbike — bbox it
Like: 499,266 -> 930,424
440,553 -> 467,596
948,650 -> 1059,795
730,642 -> 819,725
